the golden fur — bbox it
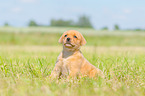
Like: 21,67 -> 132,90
50,30 -> 104,79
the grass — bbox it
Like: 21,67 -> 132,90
0,46 -> 145,96
0,29 -> 145,46
0,27 -> 145,96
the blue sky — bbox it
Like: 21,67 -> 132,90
0,0 -> 145,29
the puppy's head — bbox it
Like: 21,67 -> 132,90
59,30 -> 86,50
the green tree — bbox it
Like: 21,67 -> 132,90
50,19 -> 74,27
114,24 -> 120,30
101,26 -> 108,30
77,15 -> 93,28
135,28 -> 142,31
4,22 -> 9,27
28,20 -> 38,27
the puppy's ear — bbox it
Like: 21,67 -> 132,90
58,32 -> 66,43
58,34 -> 64,44
80,33 -> 86,46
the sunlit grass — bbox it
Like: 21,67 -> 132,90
0,46 -> 145,96
0,27 -> 145,95
0,31 -> 145,46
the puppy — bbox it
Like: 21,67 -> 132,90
50,30 -> 104,79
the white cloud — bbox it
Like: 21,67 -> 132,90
113,14 -> 127,20
11,7 -> 22,13
117,15 -> 127,19
123,9 -> 132,14
103,8 -> 112,14
19,0 -> 39,3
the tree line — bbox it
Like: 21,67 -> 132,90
3,15 -> 144,31
27,15 -> 121,30
28,15 -> 93,28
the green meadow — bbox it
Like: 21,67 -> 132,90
0,27 -> 145,96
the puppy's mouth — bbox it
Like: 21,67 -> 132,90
64,43 -> 75,48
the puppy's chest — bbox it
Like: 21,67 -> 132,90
61,56 -> 82,68
62,57 -> 73,67
58,52 -> 83,68
61,56 -> 78,68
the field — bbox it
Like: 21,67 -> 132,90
0,27 -> 145,96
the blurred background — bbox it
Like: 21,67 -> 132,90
0,0 -> 145,46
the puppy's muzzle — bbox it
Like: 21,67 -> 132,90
67,38 -> 70,41
64,38 -> 75,47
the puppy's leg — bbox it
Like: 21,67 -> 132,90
89,68 -> 105,78
68,68 -> 80,79
49,61 -> 62,79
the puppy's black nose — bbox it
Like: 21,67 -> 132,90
67,38 -> 70,41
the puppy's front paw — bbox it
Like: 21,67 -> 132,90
49,73 -> 59,80
89,68 -> 105,78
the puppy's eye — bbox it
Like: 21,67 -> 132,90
74,36 -> 77,38
64,35 -> 67,37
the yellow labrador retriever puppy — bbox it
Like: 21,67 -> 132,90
50,30 -> 104,79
